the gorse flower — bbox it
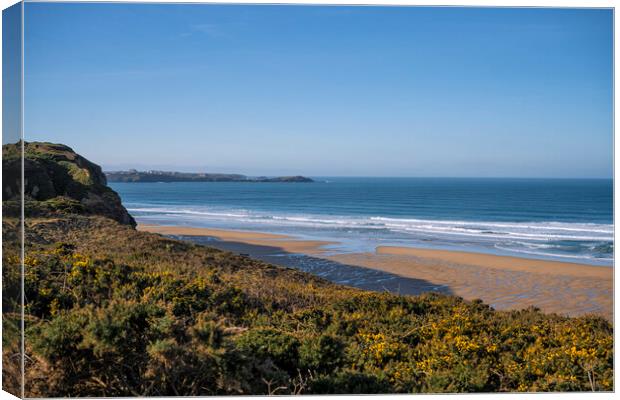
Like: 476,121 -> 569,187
10,234 -> 614,396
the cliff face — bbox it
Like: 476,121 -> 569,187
2,141 -> 136,227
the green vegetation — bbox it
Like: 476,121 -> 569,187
2,142 -> 614,396
3,141 -> 135,226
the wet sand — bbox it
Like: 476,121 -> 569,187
375,246 -> 611,279
138,224 -> 613,320
139,225 -> 334,254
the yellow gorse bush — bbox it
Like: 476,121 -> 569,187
11,218 -> 614,396
358,332 -> 404,365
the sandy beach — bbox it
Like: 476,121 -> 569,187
140,224 -> 335,254
138,224 -> 613,320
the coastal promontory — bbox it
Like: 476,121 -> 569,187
105,170 -> 314,183
3,141 -> 135,226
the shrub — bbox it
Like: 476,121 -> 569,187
237,328 -> 301,374
299,334 -> 345,373
12,215 -> 614,396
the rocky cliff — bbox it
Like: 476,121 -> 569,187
3,141 -> 136,227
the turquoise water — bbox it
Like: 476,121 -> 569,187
110,178 -> 613,266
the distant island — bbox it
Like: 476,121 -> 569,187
105,169 -> 314,183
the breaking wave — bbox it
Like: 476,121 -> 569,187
127,205 -> 613,264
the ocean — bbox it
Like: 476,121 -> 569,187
110,177 -> 614,266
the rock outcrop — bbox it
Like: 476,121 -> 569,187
3,141 -> 136,227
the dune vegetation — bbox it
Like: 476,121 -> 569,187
2,142 -> 614,396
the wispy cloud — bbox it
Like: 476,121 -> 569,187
192,23 -> 226,37
179,23 -> 228,39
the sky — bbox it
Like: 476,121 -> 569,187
3,2 -> 21,145
20,4 -> 613,178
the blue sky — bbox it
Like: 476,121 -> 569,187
22,4 -> 612,177
3,2 -> 21,145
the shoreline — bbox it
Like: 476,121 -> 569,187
138,223 -> 613,320
139,224 -> 335,255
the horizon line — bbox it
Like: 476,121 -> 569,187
103,170 -> 613,180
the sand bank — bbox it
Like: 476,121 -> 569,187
138,224 -> 613,320
138,224 -> 334,255
375,246 -> 611,279
328,252 -> 612,320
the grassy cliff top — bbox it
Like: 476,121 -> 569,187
2,141 -> 135,226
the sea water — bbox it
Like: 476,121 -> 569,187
110,178 -> 613,266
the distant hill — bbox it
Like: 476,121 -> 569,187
105,170 -> 314,183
